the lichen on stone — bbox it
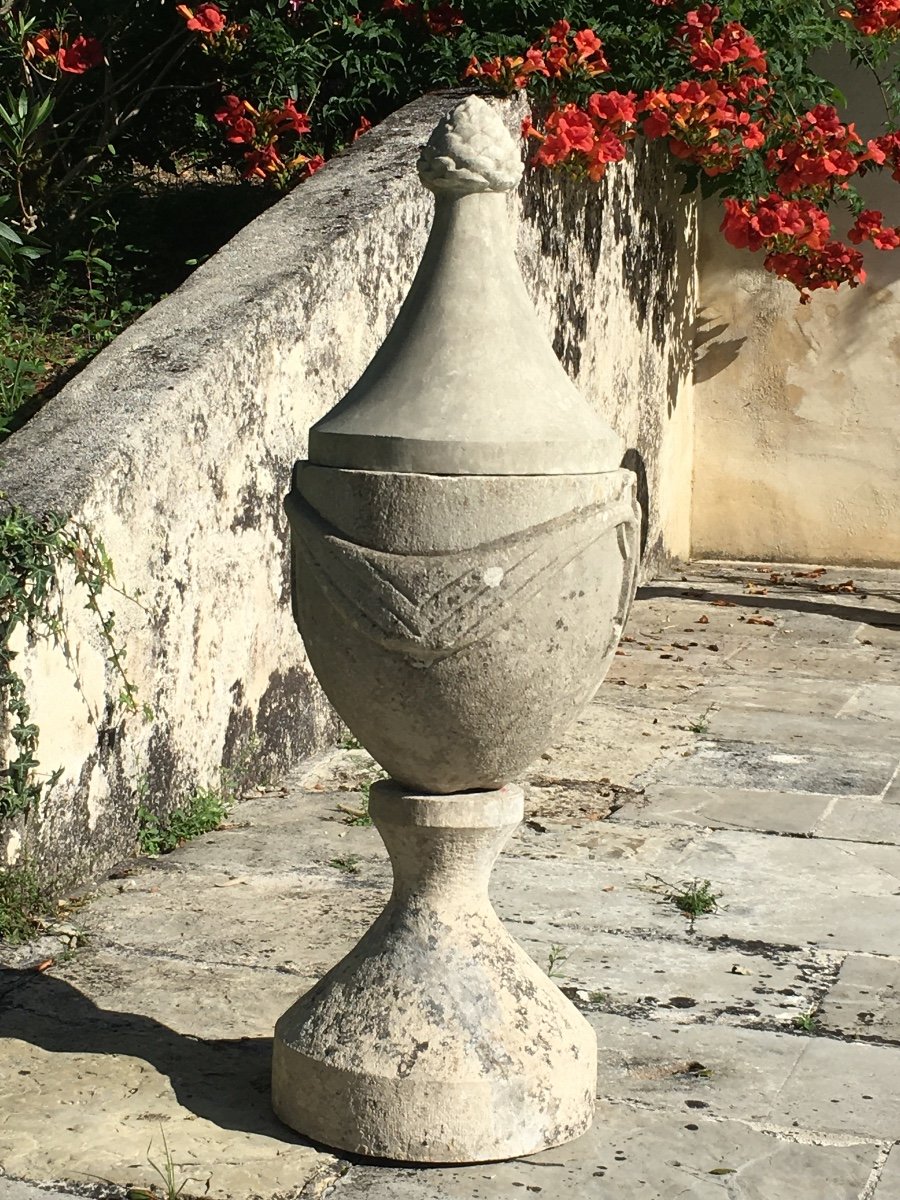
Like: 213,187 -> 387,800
417,96 -> 523,194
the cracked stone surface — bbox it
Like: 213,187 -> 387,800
1,561 -> 899,1200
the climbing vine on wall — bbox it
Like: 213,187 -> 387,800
0,499 -> 144,821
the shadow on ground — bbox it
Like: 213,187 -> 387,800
0,967 -> 301,1144
638,584 -> 900,627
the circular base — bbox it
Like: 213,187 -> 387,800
271,784 -> 596,1162
272,1035 -> 596,1163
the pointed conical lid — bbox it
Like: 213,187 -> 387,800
308,96 -> 622,476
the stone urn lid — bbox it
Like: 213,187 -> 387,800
307,96 -> 623,476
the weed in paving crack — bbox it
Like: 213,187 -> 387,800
686,705 -> 716,734
330,855 -> 361,875
546,943 -> 571,978
648,875 -> 721,931
127,1130 -> 197,1200
792,1005 -> 821,1034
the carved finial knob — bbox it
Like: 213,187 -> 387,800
417,95 -> 523,194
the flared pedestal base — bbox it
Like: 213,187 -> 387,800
271,783 -> 596,1162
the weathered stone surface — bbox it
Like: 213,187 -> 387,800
0,1036 -> 334,1200
586,1011 -> 900,1141
273,785 -> 596,1162
815,798 -> 900,843
0,1183 -> 86,1200
289,468 -> 639,793
496,824 -> 900,956
818,955 -> 900,1043
704,706 -> 900,754
678,678 -> 858,717
513,928 -> 834,1029
614,784 -> 832,835
875,1144 -> 900,1197
652,737 -> 897,797
841,683 -> 900,723
331,1104 -> 878,1199
767,1037 -> 900,1139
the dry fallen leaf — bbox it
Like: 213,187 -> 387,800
711,599 -> 737,607
746,616 -> 775,626
697,614 -> 710,624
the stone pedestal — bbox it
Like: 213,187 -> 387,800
272,782 -> 596,1161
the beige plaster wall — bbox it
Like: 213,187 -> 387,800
0,95 -> 695,884
692,55 -> 900,565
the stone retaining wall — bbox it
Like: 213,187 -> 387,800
0,91 -> 696,883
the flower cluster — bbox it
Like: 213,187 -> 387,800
677,4 -> 767,75
177,4 -> 226,35
524,92 -> 637,182
641,6 -> 769,176
381,0 -> 463,36
763,244 -> 867,298
721,194 -> 832,253
177,3 -> 249,57
848,208 -> 900,248
507,9 -> 900,301
719,194 -> 867,300
464,19 -> 609,92
840,1 -> 900,36
24,28 -> 103,74
642,80 -> 766,175
766,104 -> 883,193
214,95 -> 322,180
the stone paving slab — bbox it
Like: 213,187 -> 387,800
650,737 -> 897,797
515,929 -> 834,1028
691,678 -> 860,717
767,1036 -> 900,1140
615,784 -> 834,835
875,1143 -> 900,1197
705,707 -> 900,754
331,1105 -> 880,1200
498,825 -> 900,956
1,560 -> 899,1200
840,683 -> 900,723
818,955 -> 900,1043
816,798 -> 900,844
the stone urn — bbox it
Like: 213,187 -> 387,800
273,96 -> 639,1163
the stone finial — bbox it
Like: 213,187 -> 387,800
417,95 -> 523,194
